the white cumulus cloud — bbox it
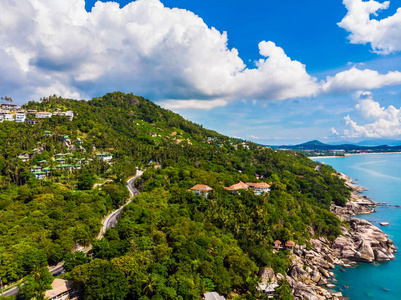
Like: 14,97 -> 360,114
339,0 -> 401,54
2,0 -> 401,109
343,93 -> 401,137
322,67 -> 401,93
0,0 -> 321,106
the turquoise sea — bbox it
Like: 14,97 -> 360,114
312,153 -> 401,299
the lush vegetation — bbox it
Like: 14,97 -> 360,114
0,93 -> 350,299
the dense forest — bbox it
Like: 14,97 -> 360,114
0,92 -> 350,299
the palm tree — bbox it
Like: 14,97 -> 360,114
142,274 -> 157,296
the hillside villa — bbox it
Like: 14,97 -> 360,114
224,181 -> 271,195
190,184 -> 213,198
224,181 -> 249,194
245,182 -> 271,195
36,112 -> 53,118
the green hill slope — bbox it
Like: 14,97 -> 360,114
0,92 -> 350,299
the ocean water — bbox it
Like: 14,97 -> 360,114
312,153 -> 401,299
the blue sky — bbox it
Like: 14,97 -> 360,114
2,0 -> 401,144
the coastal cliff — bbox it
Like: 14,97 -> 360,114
260,173 -> 396,300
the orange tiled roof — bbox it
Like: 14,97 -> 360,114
224,181 -> 248,191
190,184 -> 213,191
246,182 -> 271,188
285,240 -> 295,247
274,240 -> 282,245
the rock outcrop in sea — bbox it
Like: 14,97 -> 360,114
259,173 -> 396,300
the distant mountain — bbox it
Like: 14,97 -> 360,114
299,140 -> 326,146
356,139 -> 401,146
270,139 -> 401,152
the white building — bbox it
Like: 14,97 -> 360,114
96,152 -> 113,162
15,113 -> 26,123
245,182 -> 271,195
33,172 -> 47,180
36,112 -> 52,118
4,114 -> 14,121
65,111 -> 74,121
1,103 -> 19,110
0,116 -> 3,122
190,184 -> 213,198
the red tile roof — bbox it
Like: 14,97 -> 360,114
285,240 -> 295,247
190,184 -> 213,191
274,240 -> 282,245
224,181 -> 249,191
246,182 -> 271,188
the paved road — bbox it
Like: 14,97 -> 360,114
98,172 -> 142,238
0,172 -> 142,298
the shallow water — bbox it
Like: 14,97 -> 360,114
312,154 -> 401,299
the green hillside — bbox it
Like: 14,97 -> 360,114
0,92 -> 350,299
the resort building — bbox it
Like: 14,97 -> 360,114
18,153 -> 33,161
4,114 -> 14,121
42,167 -> 51,175
224,181 -> 249,194
44,278 -> 72,300
15,113 -> 26,123
1,103 -> 18,110
36,112 -> 52,118
33,172 -> 47,180
65,110 -> 74,121
245,182 -> 271,195
273,240 -> 282,250
25,119 -> 40,125
285,240 -> 295,252
96,152 -> 113,162
257,282 -> 279,298
30,166 -> 42,173
190,184 -> 213,198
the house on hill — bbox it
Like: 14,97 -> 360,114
285,240 -> 295,251
245,182 -> 271,195
1,103 -> 18,110
44,278 -> 72,300
224,181 -> 249,194
190,184 -> 213,199
4,114 -> 14,121
30,166 -> 42,173
33,171 -> 46,180
96,152 -> 113,162
273,240 -> 282,250
25,119 -> 40,125
18,153 -> 33,161
36,112 -> 52,118
65,110 -> 74,121
15,113 -> 26,123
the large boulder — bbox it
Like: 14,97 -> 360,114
374,249 -> 391,262
288,264 -> 309,283
310,239 -> 322,253
258,267 -> 276,283
356,241 -> 374,262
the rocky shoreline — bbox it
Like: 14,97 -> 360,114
259,173 -> 396,300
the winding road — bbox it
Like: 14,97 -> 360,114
0,171 -> 142,298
